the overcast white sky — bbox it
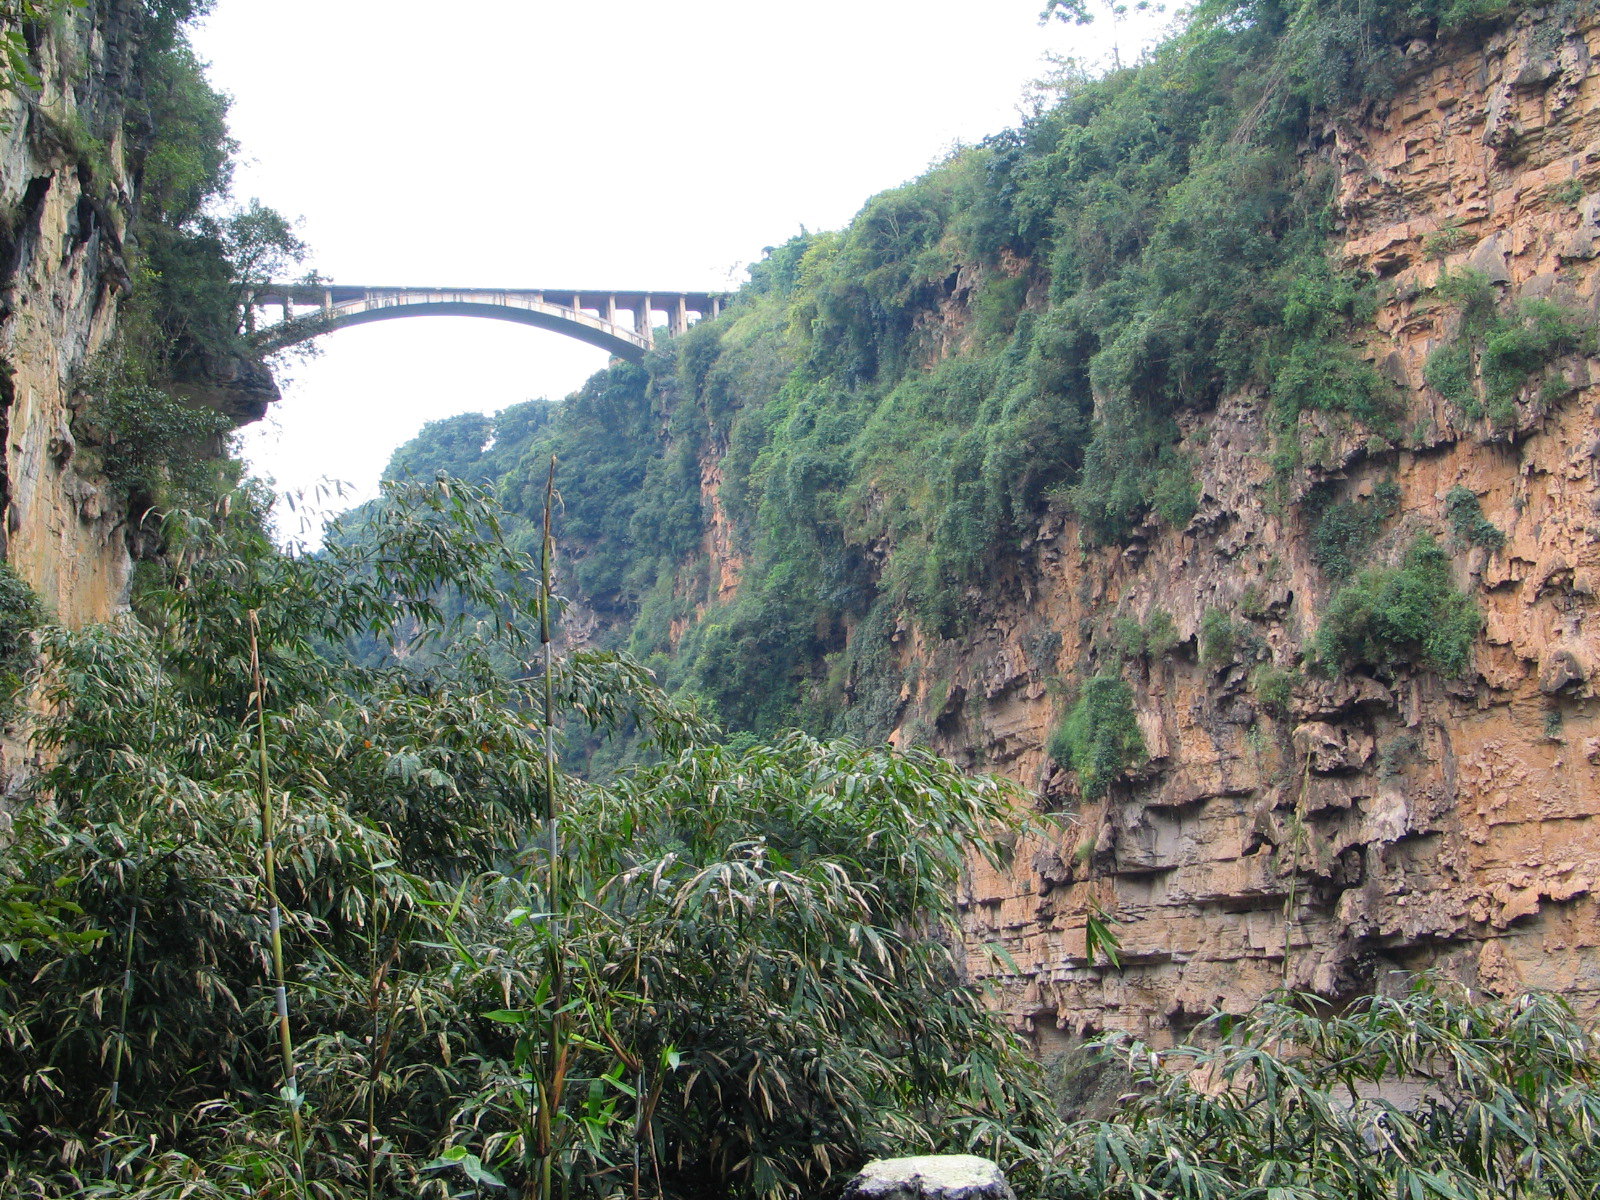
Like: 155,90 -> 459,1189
191,0 -> 1168,531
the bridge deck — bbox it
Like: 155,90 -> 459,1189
249,283 -> 729,363
253,283 -> 724,310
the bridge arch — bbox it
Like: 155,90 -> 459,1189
249,284 -> 725,364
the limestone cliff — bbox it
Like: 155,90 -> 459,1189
0,2 -> 138,625
929,8 -> 1600,1044
0,2 -> 274,628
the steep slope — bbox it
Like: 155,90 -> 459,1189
377,0 -> 1600,1041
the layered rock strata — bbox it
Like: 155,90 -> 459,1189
931,7 -> 1600,1044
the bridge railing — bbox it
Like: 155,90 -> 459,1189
346,290 -> 650,344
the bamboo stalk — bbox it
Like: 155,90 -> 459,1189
249,609 -> 308,1192
99,902 -> 137,1178
365,849 -> 380,1200
530,455 -> 567,1200
541,455 -> 558,906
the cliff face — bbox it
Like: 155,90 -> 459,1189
0,2 -> 142,626
0,3 -> 275,628
933,8 -> 1600,1044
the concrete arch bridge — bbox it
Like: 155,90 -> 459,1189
248,283 -> 726,364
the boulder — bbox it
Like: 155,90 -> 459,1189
842,1154 -> 1016,1200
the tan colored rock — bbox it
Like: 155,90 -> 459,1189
1538,645 -> 1589,693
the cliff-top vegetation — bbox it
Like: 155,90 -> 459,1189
376,0 -> 1515,769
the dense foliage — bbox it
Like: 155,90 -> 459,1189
1444,484 -> 1505,550
1045,980 -> 1600,1200
1423,269 -> 1593,428
0,482 -> 1047,1198
1046,676 -> 1145,800
1313,534 -> 1482,676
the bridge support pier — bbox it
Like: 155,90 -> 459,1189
636,295 -> 654,350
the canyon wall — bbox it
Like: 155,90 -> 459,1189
0,1 -> 145,626
936,7 -> 1600,1045
0,2 -> 274,630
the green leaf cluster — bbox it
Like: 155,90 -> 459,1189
1444,484 -> 1505,551
72,349 -> 232,505
1109,608 -> 1177,661
1310,478 -> 1401,580
1424,270 -> 1593,428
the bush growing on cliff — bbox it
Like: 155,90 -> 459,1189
1110,608 -> 1177,662
1048,675 -> 1145,799
1445,484 -> 1505,551
1310,479 -> 1401,580
74,353 -> 232,505
1313,533 -> 1481,676
1425,270 -> 1592,428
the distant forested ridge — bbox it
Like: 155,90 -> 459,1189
373,0 -> 1525,745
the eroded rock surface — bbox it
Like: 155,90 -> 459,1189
0,9 -> 277,630
913,7 -> 1600,1045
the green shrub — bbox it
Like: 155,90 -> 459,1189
1444,484 -> 1505,550
1423,337 -> 1476,413
973,272 -> 1030,343
1048,675 -> 1146,799
1271,258 -> 1395,428
1426,272 -> 1592,427
1310,481 -> 1400,579
1421,219 -> 1471,259
78,372 -> 231,500
1480,298 -> 1589,423
1249,662 -> 1300,716
1199,608 -> 1241,666
1313,533 -> 1481,675
1110,609 -> 1178,661
1548,177 -> 1585,206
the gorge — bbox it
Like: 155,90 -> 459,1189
2,0 -> 1600,1195
366,4 -> 1600,1045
